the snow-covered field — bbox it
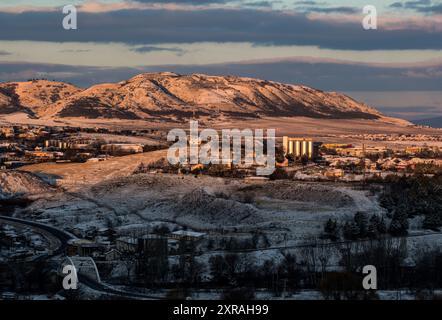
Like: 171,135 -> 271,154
2,150 -> 440,300
6,150 -> 440,257
15,172 -> 380,241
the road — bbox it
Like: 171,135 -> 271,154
0,214 -> 164,299
0,215 -> 74,256
78,276 -> 163,300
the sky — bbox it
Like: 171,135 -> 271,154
1,0 -> 442,121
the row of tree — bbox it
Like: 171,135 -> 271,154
323,211 -> 407,242
379,174 -> 442,230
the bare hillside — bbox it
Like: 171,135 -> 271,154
0,170 -> 53,200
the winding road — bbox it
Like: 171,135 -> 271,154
0,215 -> 163,299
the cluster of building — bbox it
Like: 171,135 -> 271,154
0,224 -> 49,260
337,133 -> 442,142
279,136 -> 442,180
2,124 -> 441,180
64,225 -> 206,262
141,133 -> 442,179
0,124 -> 153,169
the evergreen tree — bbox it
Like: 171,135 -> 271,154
367,215 -> 386,239
324,218 -> 339,241
423,213 -> 442,231
354,211 -> 369,237
350,222 -> 360,239
377,217 -> 387,234
343,221 -> 360,240
389,210 -> 409,236
367,219 -> 378,239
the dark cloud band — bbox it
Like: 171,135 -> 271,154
0,8 -> 441,50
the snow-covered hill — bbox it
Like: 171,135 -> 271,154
0,72 -> 389,122
0,171 -> 53,200
0,80 -> 81,116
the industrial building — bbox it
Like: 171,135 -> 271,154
282,136 -> 320,160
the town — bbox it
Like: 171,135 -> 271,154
0,124 -> 167,170
1,124 -> 441,180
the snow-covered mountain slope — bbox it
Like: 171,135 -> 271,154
0,72 -> 389,122
0,170 -> 53,200
0,80 -> 81,116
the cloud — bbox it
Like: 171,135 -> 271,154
59,49 -> 91,53
0,1 -> 232,14
243,1 -> 274,8
389,2 -> 404,8
0,61 -> 141,87
377,105 -> 440,113
349,90 -> 442,120
389,0 -> 431,9
293,0 -> 358,14
416,4 -> 442,14
0,5 -> 58,14
308,10 -> 442,32
133,0 -> 231,3
63,1 -> 230,14
389,0 -> 442,13
295,1 -> 320,5
0,8 -> 442,50
376,105 -> 442,120
129,45 -> 186,55
300,6 -> 358,14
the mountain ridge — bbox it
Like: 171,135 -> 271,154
0,72 -> 401,124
